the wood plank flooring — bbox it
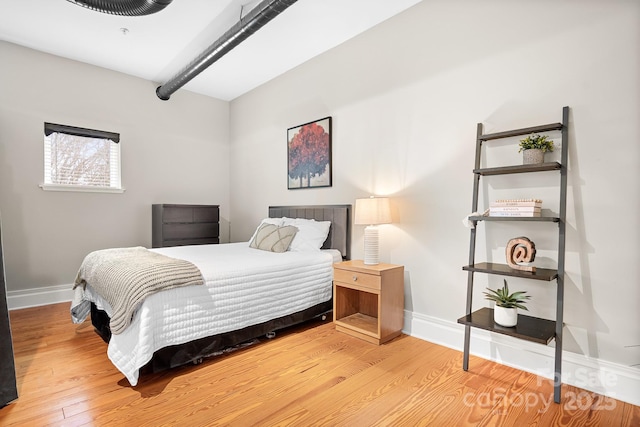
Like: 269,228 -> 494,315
1,302 -> 638,426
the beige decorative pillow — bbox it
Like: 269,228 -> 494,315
249,224 -> 298,253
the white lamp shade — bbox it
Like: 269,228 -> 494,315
355,197 -> 391,265
354,197 -> 391,225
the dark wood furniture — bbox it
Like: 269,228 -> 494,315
458,107 -> 569,403
152,204 -> 219,248
91,204 -> 351,377
333,261 -> 404,345
0,214 -> 18,407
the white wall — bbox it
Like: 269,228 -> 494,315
0,41 -> 230,294
229,0 -> 640,403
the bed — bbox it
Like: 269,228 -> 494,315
71,205 -> 350,386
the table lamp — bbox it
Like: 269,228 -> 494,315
354,196 -> 391,265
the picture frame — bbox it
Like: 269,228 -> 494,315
287,116 -> 332,189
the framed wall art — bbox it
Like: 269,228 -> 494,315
287,116 -> 332,189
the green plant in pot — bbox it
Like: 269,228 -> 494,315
483,279 -> 531,327
519,133 -> 554,165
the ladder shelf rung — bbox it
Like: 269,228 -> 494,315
480,123 -> 563,141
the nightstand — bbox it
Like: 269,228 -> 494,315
333,260 -> 404,345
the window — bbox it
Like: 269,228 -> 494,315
41,122 -> 124,193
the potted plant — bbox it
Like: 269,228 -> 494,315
483,279 -> 531,327
518,133 -> 554,165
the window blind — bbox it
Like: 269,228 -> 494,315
43,123 -> 121,191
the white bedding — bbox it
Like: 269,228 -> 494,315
78,242 -> 338,386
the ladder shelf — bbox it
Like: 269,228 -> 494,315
460,106 -> 569,404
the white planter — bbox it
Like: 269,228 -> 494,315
523,148 -> 544,164
494,306 -> 518,327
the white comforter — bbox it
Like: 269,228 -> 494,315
78,242 -> 336,386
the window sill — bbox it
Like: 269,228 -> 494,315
39,184 -> 126,194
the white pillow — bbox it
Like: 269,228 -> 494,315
282,217 -> 331,252
248,217 -> 284,243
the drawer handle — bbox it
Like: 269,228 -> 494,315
352,275 -> 357,281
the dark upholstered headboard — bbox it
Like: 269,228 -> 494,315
268,205 -> 351,260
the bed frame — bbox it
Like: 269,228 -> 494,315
90,204 -> 351,375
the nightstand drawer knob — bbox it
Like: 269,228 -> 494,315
352,275 -> 357,281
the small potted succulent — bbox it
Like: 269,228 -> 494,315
483,279 -> 531,327
518,133 -> 554,164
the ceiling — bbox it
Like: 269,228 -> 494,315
0,0 -> 421,101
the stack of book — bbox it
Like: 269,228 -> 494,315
489,199 -> 542,217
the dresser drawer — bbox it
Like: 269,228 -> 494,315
163,223 -> 218,240
163,237 -> 219,246
163,206 -> 194,223
334,269 -> 381,290
161,206 -> 220,223
193,207 -> 219,222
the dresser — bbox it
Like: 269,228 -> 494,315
152,204 -> 220,248
333,260 -> 404,345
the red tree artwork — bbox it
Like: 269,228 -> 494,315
288,118 -> 331,188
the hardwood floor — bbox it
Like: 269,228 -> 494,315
1,303 -> 638,426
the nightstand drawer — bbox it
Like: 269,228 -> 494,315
334,269 -> 381,290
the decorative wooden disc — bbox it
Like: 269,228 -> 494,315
506,237 -> 536,272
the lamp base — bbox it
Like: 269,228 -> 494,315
363,225 -> 380,265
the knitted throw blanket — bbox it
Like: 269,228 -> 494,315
73,246 -> 204,335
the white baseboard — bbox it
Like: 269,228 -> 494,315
403,310 -> 640,408
7,284 -> 73,310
